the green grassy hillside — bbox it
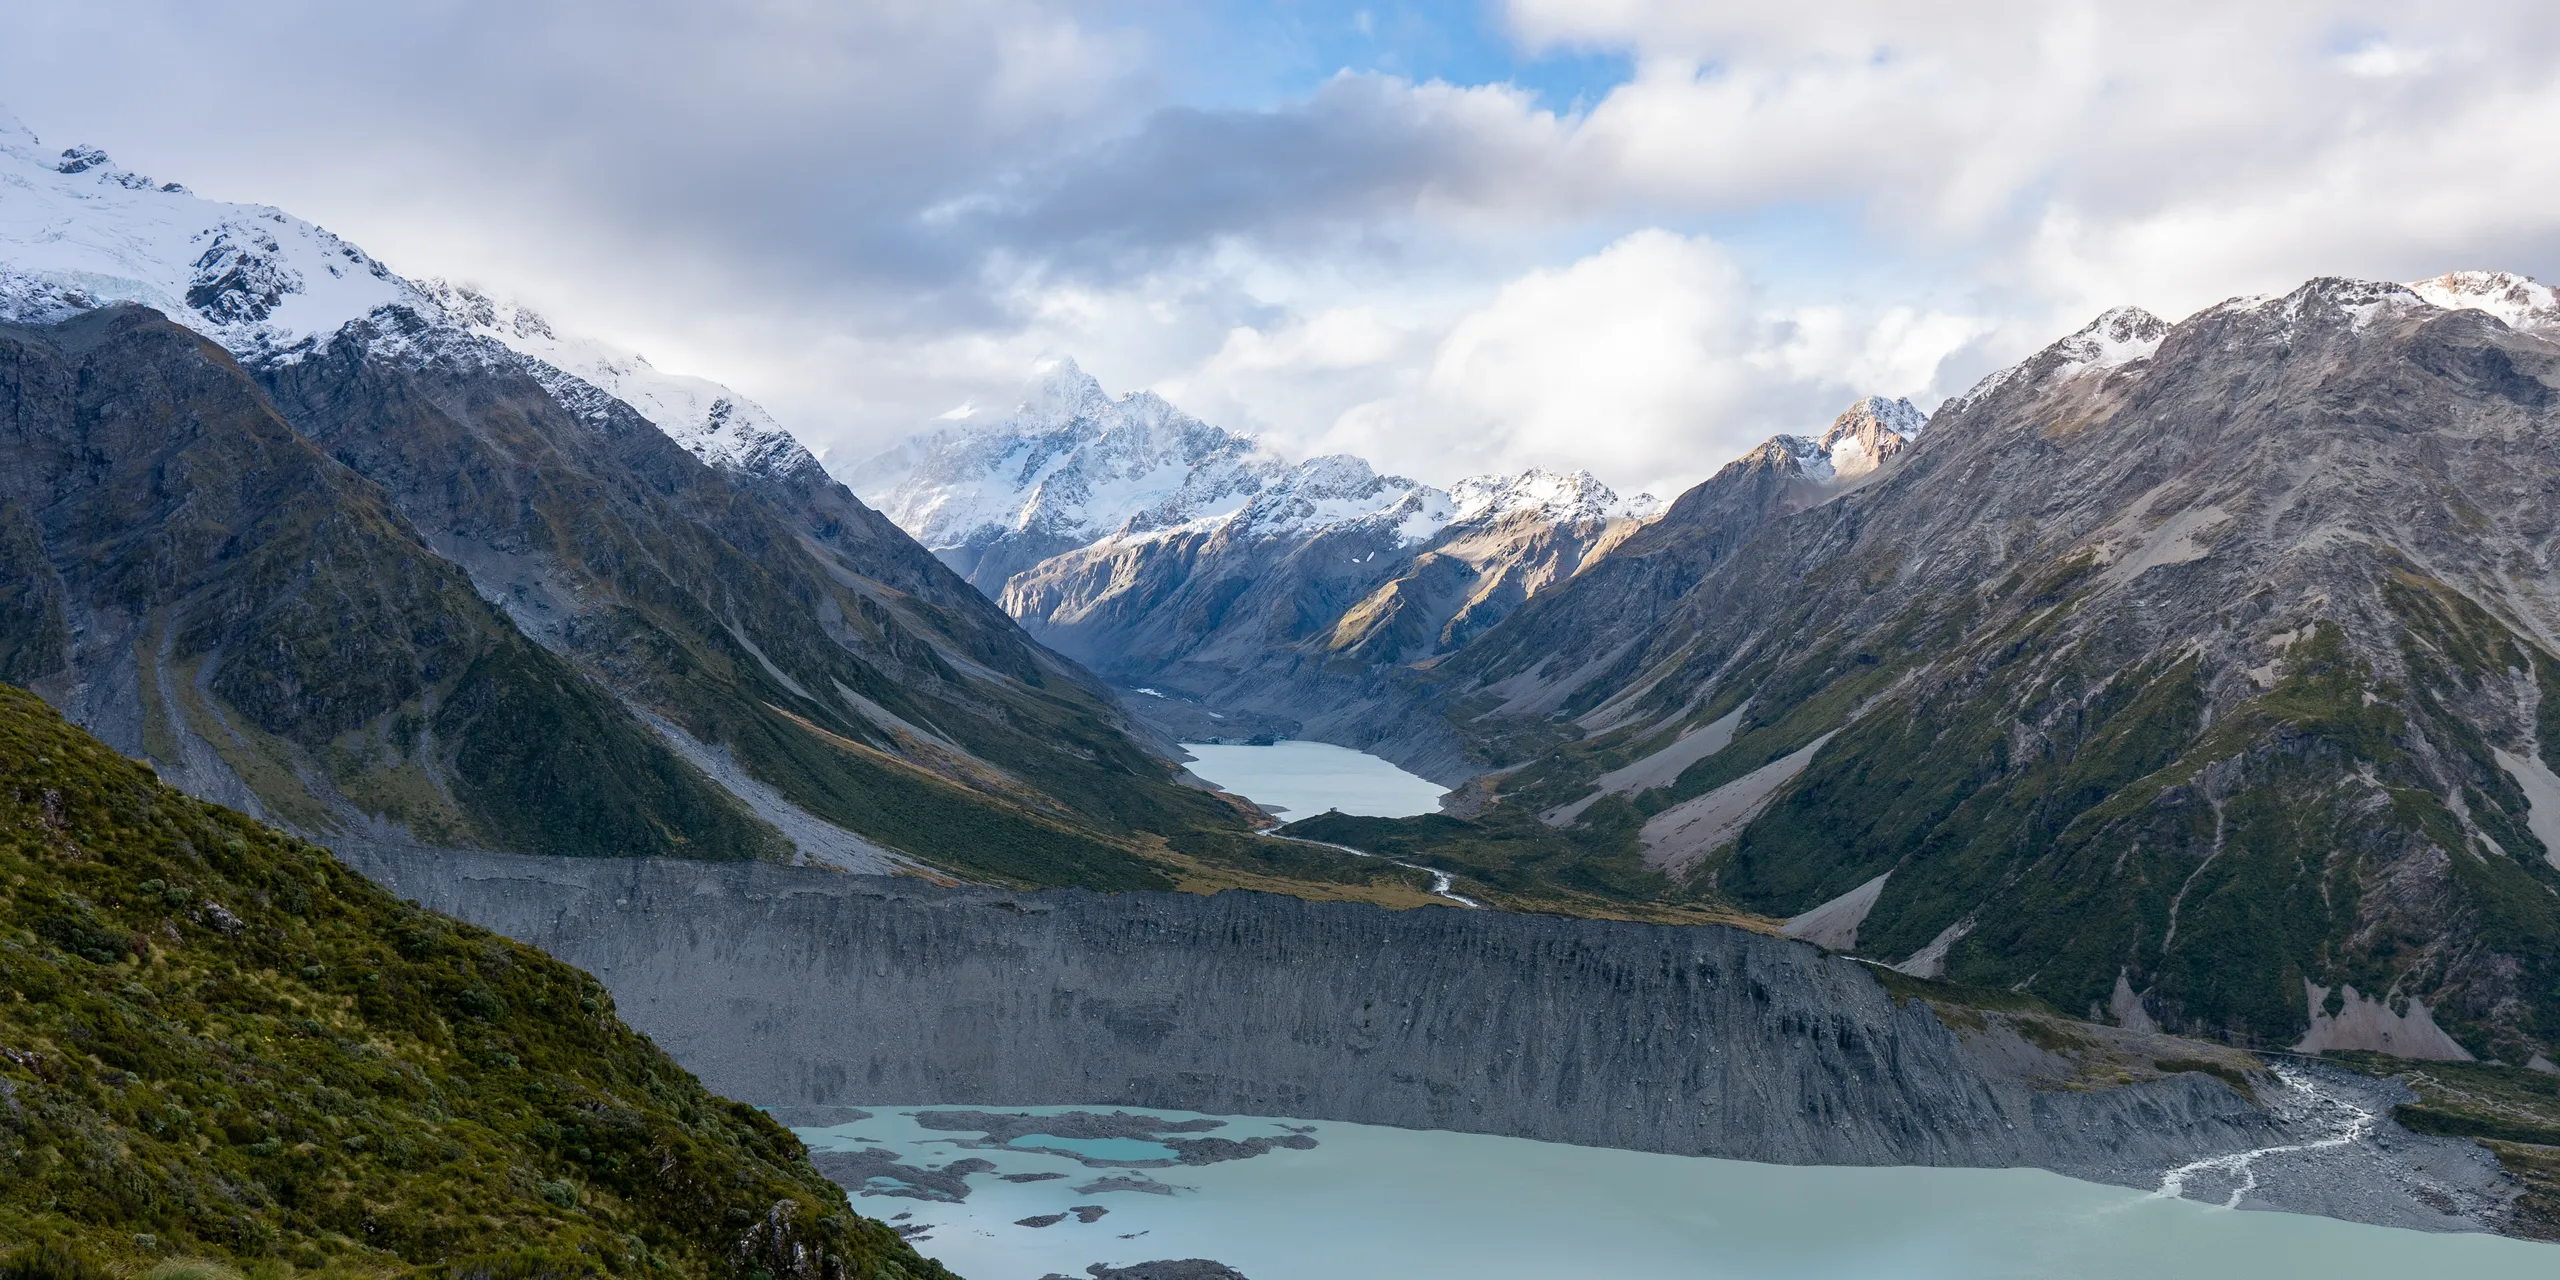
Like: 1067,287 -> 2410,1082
0,682 -> 952,1279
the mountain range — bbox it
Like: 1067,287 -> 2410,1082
0,116 -> 1263,892
852,270 -> 2560,1067
850,363 -> 1904,775
17,92 -> 2560,1266
14,102 -> 2560,1073
1301,274 -> 2560,1065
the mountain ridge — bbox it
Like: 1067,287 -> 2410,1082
849,360 -> 1782,778
0,114 -> 1267,891
847,356 -> 1664,603
1339,269 -> 2560,1062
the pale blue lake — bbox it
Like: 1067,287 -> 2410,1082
1179,740 -> 1447,818
794,1106 -> 2556,1280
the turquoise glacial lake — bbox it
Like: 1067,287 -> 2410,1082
791,1106 -> 2556,1280
1178,740 -> 1447,818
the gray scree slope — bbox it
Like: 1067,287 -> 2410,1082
347,850 -> 2521,1234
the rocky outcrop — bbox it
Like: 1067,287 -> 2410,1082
346,849 -> 2523,1233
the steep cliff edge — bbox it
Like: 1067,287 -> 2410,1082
349,849 -> 2525,1236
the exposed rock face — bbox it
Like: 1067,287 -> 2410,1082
350,853 -> 2246,1172
1432,274 -> 2560,1061
348,849 -> 2521,1234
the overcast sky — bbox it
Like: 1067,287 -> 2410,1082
9,1 -> 2560,497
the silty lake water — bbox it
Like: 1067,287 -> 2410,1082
1178,740 -> 1447,818
794,1106 -> 2555,1280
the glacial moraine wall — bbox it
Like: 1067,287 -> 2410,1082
339,850 -> 2524,1233
345,853 -> 2269,1158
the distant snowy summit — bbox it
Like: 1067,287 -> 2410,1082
0,113 -> 811,479
1946,271 -> 2560,417
2405,270 -> 2560,335
845,357 -> 1662,586
1794,395 -> 1928,482
415,280 -> 811,475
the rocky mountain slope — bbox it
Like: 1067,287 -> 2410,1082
0,305 -> 780,863
849,361 -> 1686,778
0,683 -> 952,1277
0,116 -> 1258,888
1346,273 -> 2560,1066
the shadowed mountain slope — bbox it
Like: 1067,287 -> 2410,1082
0,306 -> 778,863
0,301 -> 1253,889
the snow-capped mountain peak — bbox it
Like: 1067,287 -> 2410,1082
2052,305 -> 2170,374
1736,394 -> 1931,486
849,361 -> 1291,554
1223,454 -> 1425,539
2407,270 -> 2560,336
1816,396 -> 1928,481
0,112 -> 817,478
416,280 -> 814,474
1827,395 -> 1927,441
1942,305 -> 2170,416
850,362 -> 1671,575
1447,468 -> 1660,525
1017,355 -> 1117,427
0,124 -> 423,352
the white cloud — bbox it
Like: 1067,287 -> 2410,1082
1235,231 -> 1983,495
2337,40 -> 2438,79
8,1 -> 2560,502
1494,1 -> 2560,313
1418,231 -> 1762,482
